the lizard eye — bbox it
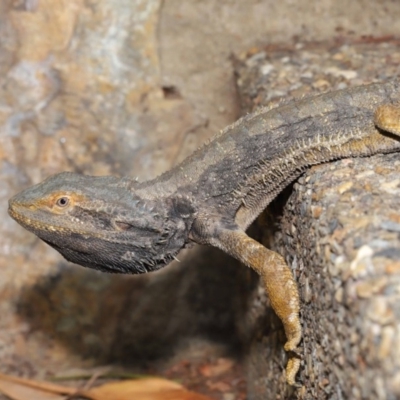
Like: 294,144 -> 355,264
56,196 -> 70,207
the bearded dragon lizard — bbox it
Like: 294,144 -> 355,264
8,80 -> 400,385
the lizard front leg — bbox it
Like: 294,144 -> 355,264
217,229 -> 301,385
191,219 -> 301,384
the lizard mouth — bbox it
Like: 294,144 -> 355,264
8,202 -> 166,246
8,203 -> 35,231
8,200 -> 183,274
8,203 -> 67,234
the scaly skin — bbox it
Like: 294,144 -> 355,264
8,80 -> 400,384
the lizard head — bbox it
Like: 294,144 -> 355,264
8,172 -> 196,274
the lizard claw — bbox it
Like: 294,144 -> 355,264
288,346 -> 302,357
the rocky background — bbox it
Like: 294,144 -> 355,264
1,1 -> 400,399
236,40 -> 400,399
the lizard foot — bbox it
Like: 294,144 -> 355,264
286,356 -> 301,386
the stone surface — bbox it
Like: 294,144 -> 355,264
0,0 -> 210,378
1,1 -> 400,399
236,41 -> 400,399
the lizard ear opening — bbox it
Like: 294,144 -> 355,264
114,221 -> 133,231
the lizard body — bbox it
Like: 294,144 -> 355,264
8,80 -> 400,385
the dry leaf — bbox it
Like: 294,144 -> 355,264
81,378 -> 215,400
0,379 -> 66,400
206,380 -> 231,392
0,373 -> 215,400
0,373 -> 75,395
199,358 -> 234,377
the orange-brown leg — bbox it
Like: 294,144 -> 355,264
216,229 -> 301,385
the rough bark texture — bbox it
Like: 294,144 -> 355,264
236,41 -> 400,399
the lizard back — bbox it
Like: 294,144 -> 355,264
140,80 -> 400,229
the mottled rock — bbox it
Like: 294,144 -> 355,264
237,41 -> 400,399
2,1 -> 400,399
